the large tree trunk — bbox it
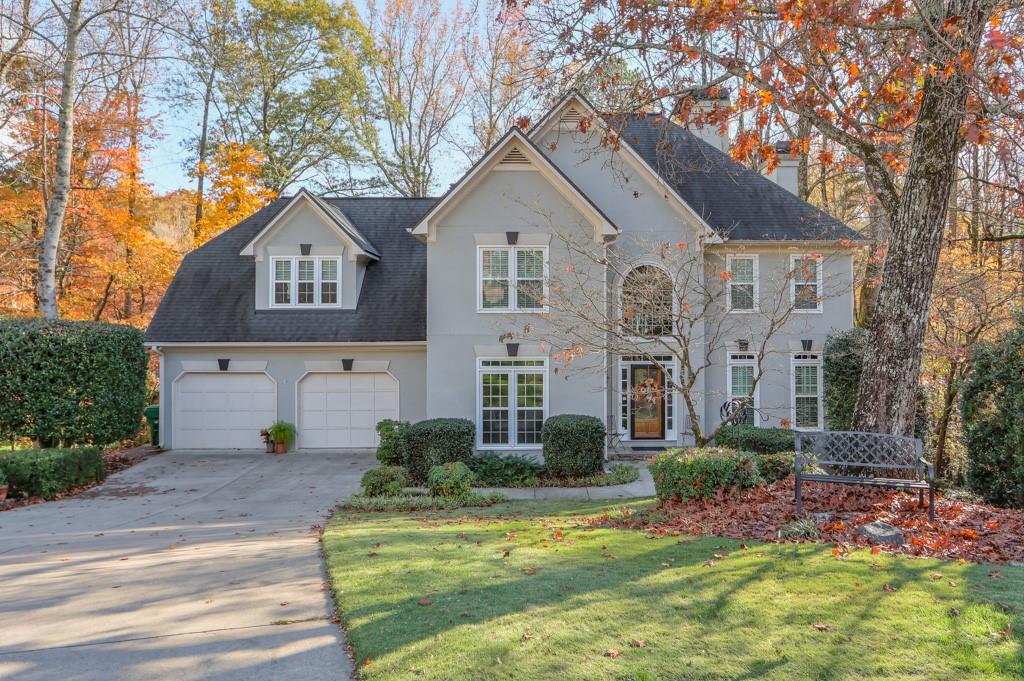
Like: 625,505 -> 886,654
853,0 -> 996,435
37,0 -> 81,319
192,68 -> 215,234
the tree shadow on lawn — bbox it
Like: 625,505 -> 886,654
327,507 -> 1024,680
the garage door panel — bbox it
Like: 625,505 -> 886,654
174,373 -> 276,449
299,372 -> 398,448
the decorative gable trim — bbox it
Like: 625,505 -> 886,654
408,128 -> 618,243
529,91 -> 723,245
239,189 -> 381,261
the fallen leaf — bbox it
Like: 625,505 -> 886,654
279,601 -> 290,606
883,584 -> 897,592
418,598 -> 432,606
998,623 -> 1013,638
630,639 -> 647,648
870,546 -> 881,555
813,623 -> 831,632
949,607 -> 961,617
363,658 -> 372,667
605,649 -> 621,658
522,566 -> 538,575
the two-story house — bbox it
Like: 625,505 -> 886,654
145,92 -> 864,453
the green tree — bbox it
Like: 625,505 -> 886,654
218,0 -> 373,194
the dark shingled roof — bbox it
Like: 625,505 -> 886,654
145,197 -> 437,344
617,114 -> 865,242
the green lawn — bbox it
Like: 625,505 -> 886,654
322,499 -> 1024,681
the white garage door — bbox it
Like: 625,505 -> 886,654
299,372 -> 398,448
174,373 -> 276,449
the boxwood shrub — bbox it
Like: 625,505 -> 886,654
714,425 -> 795,455
375,419 -> 409,465
649,447 -> 763,503
758,451 -> 795,483
360,465 -> 408,497
0,447 -> 105,499
402,418 -> 475,482
0,318 -> 147,446
427,461 -> 474,498
541,414 -> 605,477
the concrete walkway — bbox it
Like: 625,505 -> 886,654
0,449 -> 376,681
475,462 -> 655,500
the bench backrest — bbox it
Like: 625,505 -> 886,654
795,431 -> 922,475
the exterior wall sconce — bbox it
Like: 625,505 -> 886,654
341,358 -> 354,371
217,358 -> 230,371
300,243 -> 312,255
801,339 -> 813,351
506,343 -> 519,357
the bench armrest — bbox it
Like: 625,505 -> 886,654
918,457 -> 935,482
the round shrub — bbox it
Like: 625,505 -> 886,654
649,447 -> 763,503
402,418 -> 475,482
960,312 -> 1024,509
427,461 -> 474,498
541,414 -> 605,478
714,425 -> 794,454
0,319 -> 147,446
360,465 -> 408,497
375,419 -> 409,465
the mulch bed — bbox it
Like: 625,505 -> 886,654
597,476 -> 1024,564
0,444 -> 159,512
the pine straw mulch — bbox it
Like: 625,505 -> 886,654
0,444 -> 159,512
595,476 -> 1024,564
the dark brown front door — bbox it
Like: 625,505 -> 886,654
630,365 -> 665,440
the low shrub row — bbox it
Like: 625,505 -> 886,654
376,414 -> 607,483
340,491 -> 507,512
713,425 -> 795,455
650,447 -> 794,503
0,447 -> 105,500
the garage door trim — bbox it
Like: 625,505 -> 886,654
295,369 -> 400,449
171,370 -> 277,450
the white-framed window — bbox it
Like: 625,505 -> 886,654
792,352 -> 823,431
726,254 -> 758,312
726,351 -> 759,427
621,265 -> 674,337
269,256 -> 341,307
477,358 -> 547,447
791,254 -> 823,312
477,246 -> 548,312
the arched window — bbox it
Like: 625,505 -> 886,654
622,265 -> 674,337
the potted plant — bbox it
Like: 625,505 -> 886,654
260,428 -> 274,453
269,421 -> 296,454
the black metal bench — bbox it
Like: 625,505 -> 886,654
795,431 -> 935,521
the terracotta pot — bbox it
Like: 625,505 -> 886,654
275,441 -> 287,454
0,484 -> 7,501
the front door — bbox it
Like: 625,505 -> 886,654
630,365 -> 665,440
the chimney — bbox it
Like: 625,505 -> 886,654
678,87 -> 730,152
768,140 -> 800,196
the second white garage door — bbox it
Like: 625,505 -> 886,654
298,372 -> 398,448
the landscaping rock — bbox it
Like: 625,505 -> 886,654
859,521 -> 904,546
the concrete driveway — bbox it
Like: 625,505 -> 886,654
0,449 -> 375,681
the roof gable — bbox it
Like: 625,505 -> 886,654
409,128 -> 618,243
239,188 -> 381,260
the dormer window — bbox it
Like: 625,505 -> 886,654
270,256 -> 340,307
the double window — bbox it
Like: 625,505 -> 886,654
478,359 -> 546,447
792,353 -> 823,430
478,246 -> 547,312
726,352 -> 758,427
726,255 -> 758,312
271,256 -> 339,307
791,254 -> 822,312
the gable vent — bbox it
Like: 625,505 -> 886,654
499,146 -> 530,166
560,106 -> 584,128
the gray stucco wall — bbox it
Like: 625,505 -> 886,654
425,168 -> 607,454
157,345 -> 426,449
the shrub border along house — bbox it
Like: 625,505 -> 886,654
402,418 -> 475,481
650,447 -> 765,503
0,447 -> 105,500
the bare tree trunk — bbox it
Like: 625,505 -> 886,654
37,0 -> 81,319
932,359 -> 959,479
852,0 -> 995,435
193,68 -> 214,233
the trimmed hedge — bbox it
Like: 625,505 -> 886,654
541,414 -> 605,477
961,312 -> 1024,509
402,418 -> 475,482
375,419 -> 409,465
0,447 -> 105,499
0,318 -> 147,446
650,447 -> 763,503
360,466 -> 408,497
427,461 -> 474,498
714,425 -> 795,455
470,453 -> 543,486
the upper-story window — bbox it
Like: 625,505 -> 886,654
478,246 -> 547,312
622,265 -> 673,337
726,255 -> 758,312
791,254 -> 823,312
271,256 -> 340,307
